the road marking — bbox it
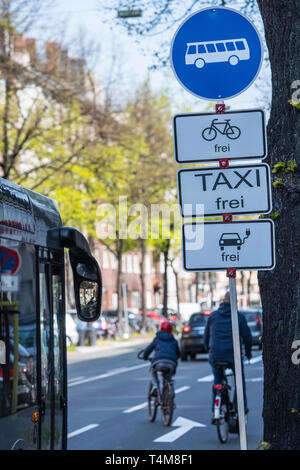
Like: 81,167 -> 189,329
123,385 -> 191,414
246,377 -> 263,382
68,363 -> 149,387
68,424 -> 99,439
68,376 -> 85,383
175,386 -> 190,394
248,355 -> 262,364
197,374 -> 214,382
123,401 -> 148,414
197,356 -> 262,382
154,416 -> 206,443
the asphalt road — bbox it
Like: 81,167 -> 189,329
66,339 -> 263,451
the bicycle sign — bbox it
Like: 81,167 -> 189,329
170,7 -> 263,100
202,119 -> 241,141
173,109 -> 266,163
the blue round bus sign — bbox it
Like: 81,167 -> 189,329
170,7 -> 263,100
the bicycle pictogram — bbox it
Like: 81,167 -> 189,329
202,118 -> 241,141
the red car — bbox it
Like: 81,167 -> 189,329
138,309 -> 177,330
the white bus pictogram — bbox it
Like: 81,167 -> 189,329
185,38 -> 250,68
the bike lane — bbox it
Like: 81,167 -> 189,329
67,345 -> 263,450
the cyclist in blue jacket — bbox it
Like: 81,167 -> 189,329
204,291 -> 252,423
143,321 -> 180,398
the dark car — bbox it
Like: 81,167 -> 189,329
180,312 -> 211,360
240,308 -> 262,349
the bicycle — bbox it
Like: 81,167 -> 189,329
212,361 -> 239,443
202,118 -> 241,141
137,350 -> 175,427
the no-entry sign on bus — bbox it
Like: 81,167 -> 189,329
170,7 -> 263,100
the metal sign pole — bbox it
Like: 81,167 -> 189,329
227,269 -> 248,450
122,283 -> 130,339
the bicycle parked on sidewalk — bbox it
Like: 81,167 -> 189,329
212,361 -> 240,443
138,349 -> 175,426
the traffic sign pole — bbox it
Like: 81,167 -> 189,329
227,269 -> 248,450
171,6 -> 274,452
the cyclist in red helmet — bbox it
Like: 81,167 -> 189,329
143,320 -> 180,399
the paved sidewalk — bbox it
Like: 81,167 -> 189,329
67,335 -> 152,364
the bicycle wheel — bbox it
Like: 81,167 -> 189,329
147,381 -> 158,422
202,127 -> 217,141
216,402 -> 229,443
226,126 -> 241,140
161,381 -> 174,427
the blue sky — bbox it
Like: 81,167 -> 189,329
32,0 -> 271,114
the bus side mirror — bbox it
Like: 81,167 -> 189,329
70,254 -> 102,322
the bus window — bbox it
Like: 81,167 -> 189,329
216,43 -> 226,52
225,41 -> 236,51
197,44 -> 206,53
206,43 -> 216,53
187,44 -> 196,55
235,40 -> 246,50
52,267 -> 64,450
39,266 -> 51,450
0,242 -> 37,450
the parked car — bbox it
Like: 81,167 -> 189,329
240,308 -> 262,349
153,307 -> 179,323
66,309 -> 101,343
65,312 -> 79,347
101,309 -> 141,336
180,312 -> 211,360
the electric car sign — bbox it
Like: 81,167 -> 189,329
182,220 -> 276,272
177,163 -> 272,217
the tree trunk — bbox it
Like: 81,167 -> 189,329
257,0 -> 300,450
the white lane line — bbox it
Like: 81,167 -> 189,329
123,401 -> 147,414
197,374 -> 214,382
197,356 -> 262,383
123,385 -> 190,414
175,385 -> 191,394
68,376 -> 85,383
248,355 -> 262,364
68,363 -> 149,387
68,424 -> 99,439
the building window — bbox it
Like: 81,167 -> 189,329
102,248 -> 109,269
146,291 -> 152,309
132,291 -> 140,309
127,254 -> 133,273
133,255 -> 139,274
122,256 -> 126,273
145,255 -> 151,274
110,252 -> 117,270
112,293 -> 118,309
